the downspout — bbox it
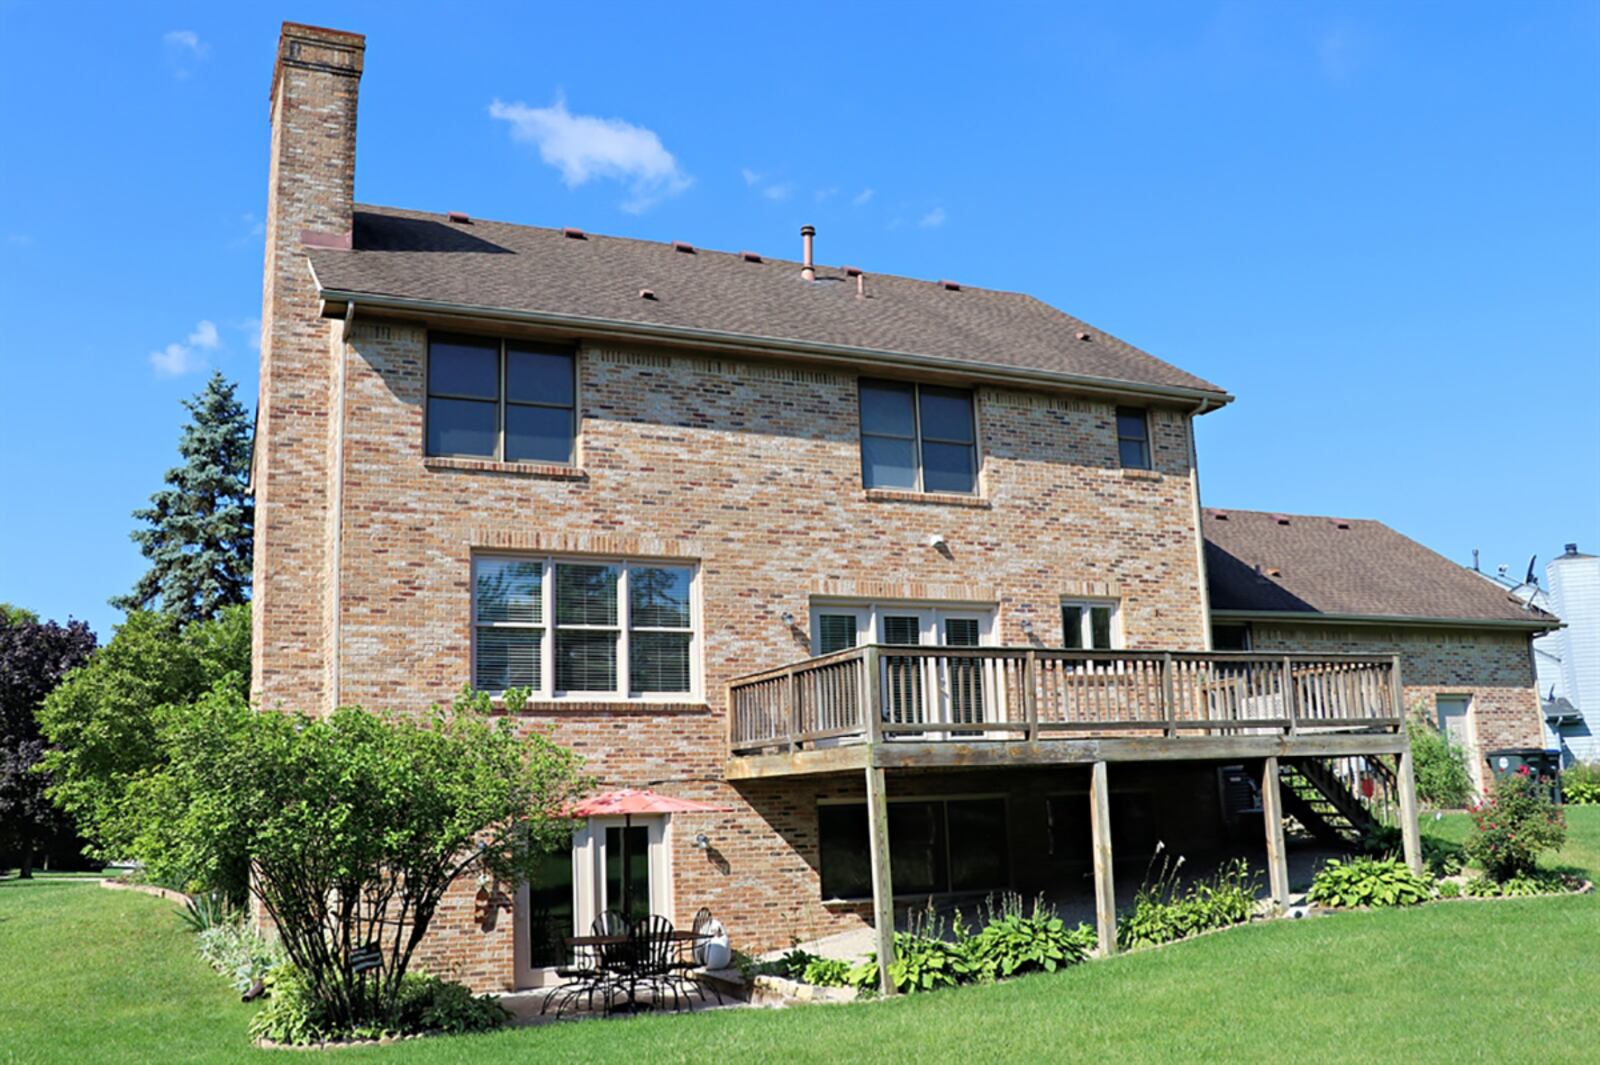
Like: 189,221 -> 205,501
1187,401 -> 1213,651
328,302 -> 353,714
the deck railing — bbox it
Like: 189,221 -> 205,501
727,646 -> 1402,755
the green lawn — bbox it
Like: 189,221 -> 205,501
3,809 -> 1597,1065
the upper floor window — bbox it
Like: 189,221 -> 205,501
473,555 -> 697,699
859,379 -> 977,494
1115,406 -> 1151,470
1061,599 -> 1119,650
427,335 -> 576,464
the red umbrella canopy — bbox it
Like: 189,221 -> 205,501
566,788 -> 730,817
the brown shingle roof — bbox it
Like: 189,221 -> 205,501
305,205 -> 1228,401
1204,508 -> 1556,626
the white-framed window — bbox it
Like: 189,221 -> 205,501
809,601 -> 996,654
473,555 -> 699,700
1060,599 -> 1120,650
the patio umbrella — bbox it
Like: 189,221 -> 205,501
566,789 -> 731,919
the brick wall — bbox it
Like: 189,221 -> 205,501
1249,622 -> 1542,787
314,320 -> 1210,986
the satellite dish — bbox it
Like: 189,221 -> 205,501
1525,555 -> 1538,586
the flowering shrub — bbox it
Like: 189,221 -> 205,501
1467,767 -> 1566,881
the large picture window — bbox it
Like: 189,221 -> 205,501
818,797 -> 1008,900
427,334 -> 576,463
473,556 -> 697,699
859,379 -> 978,494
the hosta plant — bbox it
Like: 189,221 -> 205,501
1307,857 -> 1434,908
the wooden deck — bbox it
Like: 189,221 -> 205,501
726,645 -> 1407,778
725,645 -> 1423,996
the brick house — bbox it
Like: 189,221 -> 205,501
251,24 -> 1553,992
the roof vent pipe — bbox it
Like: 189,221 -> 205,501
856,272 -> 866,299
800,225 -> 816,281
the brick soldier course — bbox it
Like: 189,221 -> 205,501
251,23 -> 1556,991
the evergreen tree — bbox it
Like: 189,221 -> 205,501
112,372 -> 254,624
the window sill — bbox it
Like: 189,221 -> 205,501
491,698 -> 708,714
862,487 -> 990,509
424,456 -> 587,480
1120,468 -> 1162,482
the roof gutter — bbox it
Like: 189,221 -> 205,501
312,286 -> 1235,412
1210,608 -> 1562,633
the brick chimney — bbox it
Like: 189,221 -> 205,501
252,24 -> 365,712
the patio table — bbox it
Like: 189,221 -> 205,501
563,928 -> 710,1013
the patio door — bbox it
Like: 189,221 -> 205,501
514,816 -> 673,989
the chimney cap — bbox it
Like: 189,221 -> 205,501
800,225 -> 816,237
1566,543 -> 1580,555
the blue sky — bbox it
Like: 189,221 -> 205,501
2,2 -> 1596,639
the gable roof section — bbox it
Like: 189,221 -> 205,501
306,205 -> 1229,404
1203,508 -> 1557,627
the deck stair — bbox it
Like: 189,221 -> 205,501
1275,759 -> 1383,847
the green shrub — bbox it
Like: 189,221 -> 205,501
1467,767 -> 1566,880
966,894 -> 1094,980
1360,824 -> 1464,877
1307,857 -> 1434,908
1406,716 -> 1473,808
760,947 -> 819,981
1117,853 -> 1258,950
845,930 -> 974,995
170,689 -> 589,1036
1436,879 -> 1462,899
197,920 -> 284,994
800,957 -> 852,987
249,966 -> 505,1045
1462,875 -> 1500,898
1562,762 -> 1600,805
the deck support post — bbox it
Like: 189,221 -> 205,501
1260,756 -> 1290,910
1395,746 -> 1424,876
1089,760 -> 1116,956
864,763 -> 896,995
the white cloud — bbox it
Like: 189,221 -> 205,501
237,317 -> 262,353
163,30 -> 209,78
761,183 -> 792,202
852,188 -> 875,206
918,207 -> 947,228
813,186 -> 839,204
149,319 -> 219,377
488,96 -> 690,213
741,168 -> 762,186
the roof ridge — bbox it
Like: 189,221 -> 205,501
1204,506 -> 1374,524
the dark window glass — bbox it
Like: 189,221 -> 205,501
505,406 -> 573,464
919,387 -> 975,443
555,630 -> 617,691
427,398 -> 497,458
1115,406 -> 1151,470
860,436 -> 918,490
506,347 -> 575,406
1046,794 -> 1091,860
944,618 -> 980,647
922,442 -> 976,494
817,615 -> 858,655
1090,606 -> 1113,650
429,338 -> 499,398
1062,606 -> 1084,649
555,564 -> 618,626
859,380 -> 917,437
473,627 -> 540,691
629,567 -> 692,628
889,801 -> 946,896
947,799 -> 1008,891
818,803 -> 872,899
604,826 -> 651,922
859,379 -> 977,494
630,632 -> 691,693
527,842 -> 574,967
1212,623 -> 1251,651
882,616 -> 921,645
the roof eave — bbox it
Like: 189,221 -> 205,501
315,287 -> 1235,412
1209,608 -> 1562,633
